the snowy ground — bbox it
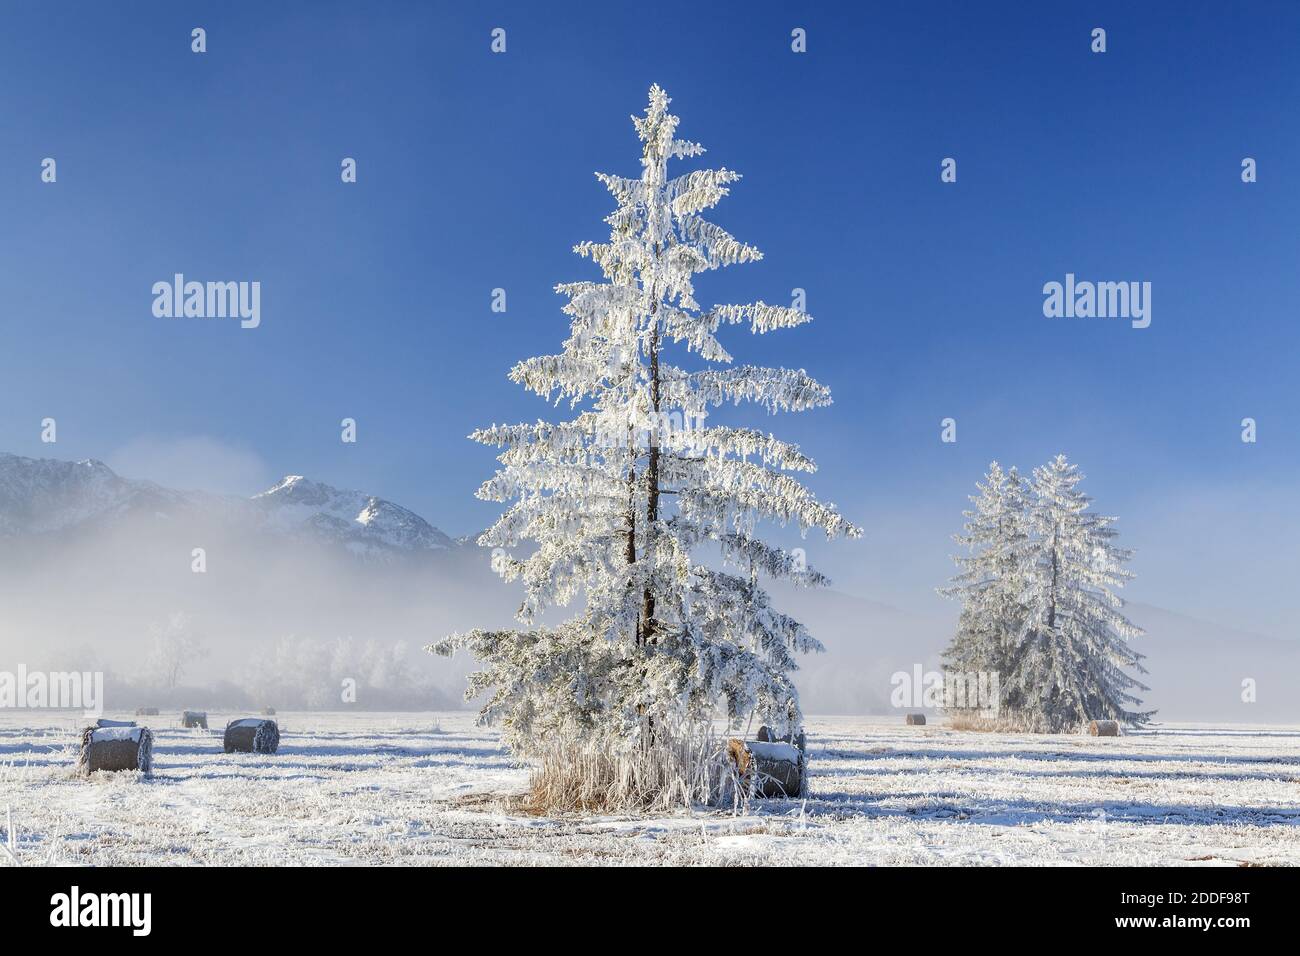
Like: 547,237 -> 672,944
1,711 -> 1297,865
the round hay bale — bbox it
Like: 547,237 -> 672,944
261,707 -> 276,716
223,718 -> 280,754
727,738 -> 804,798
1088,719 -> 1120,737
95,718 -> 136,729
79,726 -> 153,774
181,710 -> 208,729
135,707 -> 159,716
906,713 -> 927,726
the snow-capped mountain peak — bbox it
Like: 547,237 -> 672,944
253,474 -> 453,553
0,452 -> 183,535
0,452 -> 453,556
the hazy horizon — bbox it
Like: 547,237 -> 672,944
3,3 -> 1299,725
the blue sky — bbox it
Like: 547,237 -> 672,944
2,2 -> 1298,631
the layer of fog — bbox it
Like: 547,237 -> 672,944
0,494 -> 1295,723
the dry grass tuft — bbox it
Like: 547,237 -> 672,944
946,712 -> 1037,733
524,725 -> 744,814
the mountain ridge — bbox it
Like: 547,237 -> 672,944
0,451 -> 453,557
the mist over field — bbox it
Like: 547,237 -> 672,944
1,457 -> 1293,724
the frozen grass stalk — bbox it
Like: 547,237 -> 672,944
526,722 -> 746,814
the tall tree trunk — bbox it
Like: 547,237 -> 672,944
639,263 -> 662,648
626,430 -> 639,645
1046,524 -> 1059,631
642,319 -> 661,646
638,305 -> 662,740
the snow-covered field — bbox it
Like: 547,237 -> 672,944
1,712 -> 1297,865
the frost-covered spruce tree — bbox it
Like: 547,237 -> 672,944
938,462 -> 1029,713
431,86 -> 858,805
1007,455 -> 1151,732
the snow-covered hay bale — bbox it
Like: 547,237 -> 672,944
757,725 -> 807,753
181,710 -> 208,729
95,718 -> 136,729
135,707 -> 159,716
1088,719 -> 1120,737
79,726 -> 153,774
223,718 -> 279,754
727,739 -> 804,798
906,713 -> 927,726
261,707 -> 276,716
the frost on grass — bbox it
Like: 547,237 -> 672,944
526,722 -> 744,815
2,712 -> 1298,866
431,86 -> 859,810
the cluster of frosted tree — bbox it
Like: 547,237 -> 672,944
939,455 -> 1151,732
432,87 -> 857,800
143,612 -> 208,690
244,635 -> 442,711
